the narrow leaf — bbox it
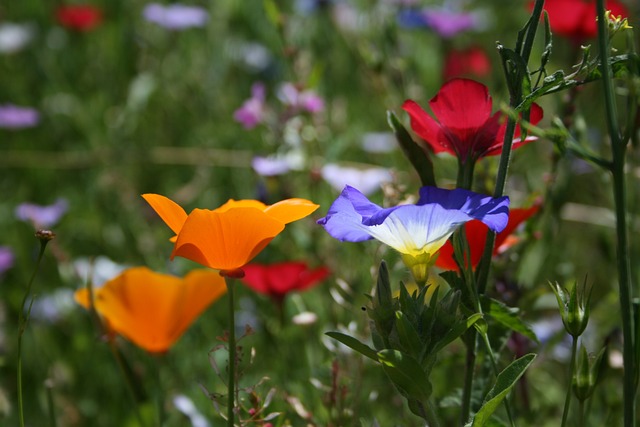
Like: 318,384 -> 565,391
470,354 -> 536,427
326,332 -> 379,361
481,297 -> 539,343
378,349 -> 432,401
387,110 -> 436,187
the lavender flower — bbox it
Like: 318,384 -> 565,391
15,198 -> 69,228
398,7 -> 481,38
0,104 -> 39,129
143,3 -> 209,30
278,83 -> 325,114
0,246 -> 15,275
234,83 -> 266,129
252,156 -> 292,177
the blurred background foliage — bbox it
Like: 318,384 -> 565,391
1,0 -> 639,425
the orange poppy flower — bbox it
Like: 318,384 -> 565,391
75,267 -> 226,353
142,194 -> 319,273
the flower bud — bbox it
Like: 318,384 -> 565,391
549,279 -> 591,338
573,345 -> 606,402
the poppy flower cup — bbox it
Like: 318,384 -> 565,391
142,194 -> 319,275
75,267 -> 226,353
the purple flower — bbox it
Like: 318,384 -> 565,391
278,83 -> 324,114
0,104 -> 39,129
15,198 -> 69,228
0,246 -> 15,275
398,7 -> 481,38
252,156 -> 292,177
143,3 -> 209,30
318,186 -> 509,282
234,83 -> 266,129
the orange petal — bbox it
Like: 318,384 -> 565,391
142,194 -> 188,236
173,208 -> 285,271
215,199 -> 267,213
264,198 -> 319,224
74,288 -> 92,309
91,267 -> 225,353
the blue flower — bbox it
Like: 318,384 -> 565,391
317,185 -> 509,282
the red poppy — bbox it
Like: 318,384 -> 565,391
435,205 -> 539,271
56,5 -> 103,32
443,46 -> 491,81
533,0 -> 628,42
402,78 -> 544,164
240,261 -> 330,302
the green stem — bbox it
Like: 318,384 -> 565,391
480,332 -> 515,427
560,336 -> 578,427
107,341 -> 147,427
595,1 -> 636,426
153,355 -> 166,427
420,399 -> 441,427
226,279 -> 236,427
460,332 -> 476,426
476,0 -> 544,295
45,379 -> 57,427
17,238 -> 49,427
578,399 -> 585,427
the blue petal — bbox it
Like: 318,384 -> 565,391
417,186 -> 509,232
316,186 -> 381,242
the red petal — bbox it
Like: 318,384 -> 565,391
402,99 -> 450,154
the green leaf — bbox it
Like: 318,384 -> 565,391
481,297 -> 539,343
470,354 -> 536,427
326,332 -> 379,362
263,0 -> 282,28
432,313 -> 483,354
395,311 -> 423,357
378,349 -> 432,401
387,111 -> 436,187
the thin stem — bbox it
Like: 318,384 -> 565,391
153,355 -> 166,427
420,399 -> 441,427
107,341 -> 147,427
560,336 -> 578,427
226,279 -> 236,427
480,332 -> 515,427
17,238 -> 49,427
460,332 -> 476,425
476,0 -> 545,295
595,1 -> 636,426
578,399 -> 585,427
45,379 -> 57,427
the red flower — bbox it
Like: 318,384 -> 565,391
435,205 -> 539,272
402,78 -> 544,164
443,46 -> 491,81
56,5 -> 103,31
533,0 -> 628,42
240,261 -> 330,302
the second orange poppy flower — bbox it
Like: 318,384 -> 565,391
142,194 -> 319,273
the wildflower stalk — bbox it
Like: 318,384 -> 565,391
476,0 -> 545,295
560,335 -> 578,427
226,278 -> 237,427
107,340 -> 148,427
595,1 -> 636,425
17,231 -> 53,427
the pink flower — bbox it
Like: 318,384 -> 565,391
278,83 -> 324,113
402,78 -> 543,164
234,83 -> 267,129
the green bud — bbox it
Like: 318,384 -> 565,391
573,345 -> 606,402
549,279 -> 592,338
